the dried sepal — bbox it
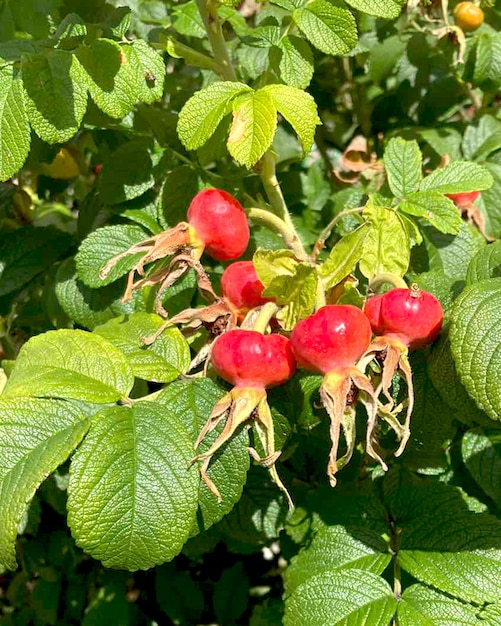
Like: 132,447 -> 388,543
320,366 -> 379,487
360,336 -> 414,457
191,387 -> 293,509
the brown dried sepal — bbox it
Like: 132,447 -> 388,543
98,222 -> 206,306
190,387 -> 293,509
320,366 -> 381,488
142,299 -> 238,374
359,335 -> 414,457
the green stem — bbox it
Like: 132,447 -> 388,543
369,273 -> 408,292
312,207 -> 364,260
260,151 -> 307,259
195,0 -> 237,81
441,0 -> 450,25
157,37 -> 222,73
248,207 -> 305,259
252,302 -> 281,334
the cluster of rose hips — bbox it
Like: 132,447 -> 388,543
102,187 -> 445,508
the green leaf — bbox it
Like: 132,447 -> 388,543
227,89 -> 277,168
400,359 -> 455,471
3,329 -> 135,403
466,240 -> 501,284
292,0 -> 357,56
94,313 -> 190,383
420,161 -> 494,194
75,224 -> 149,288
278,36 -> 314,89
283,569 -> 397,626
482,162 -> 501,240
285,526 -> 391,596
360,202 -> 410,279
76,39 -> 137,119
416,222 -> 485,280
0,226 -> 72,297
67,402 -> 199,570
462,429 -> 501,509
427,336 -> 493,428
172,0 -> 205,38
398,584 -> 483,625
122,39 -> 165,104
474,33 -> 501,90
0,64 -> 30,181
319,224 -> 370,289
98,140 -> 155,205
383,137 -> 422,198
157,379 -> 250,533
161,165 -> 200,226
177,81 -> 251,151
400,191 -> 462,235
420,127 -> 463,161
22,50 -> 88,144
254,248 -> 299,287
261,84 -> 320,156
214,562 -> 250,624
344,0 -> 404,18
462,115 -> 501,161
393,479 -> 501,603
55,258 -> 136,331
449,279 -> 501,422
0,398 -> 89,570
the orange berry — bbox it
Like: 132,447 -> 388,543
453,1 -> 484,32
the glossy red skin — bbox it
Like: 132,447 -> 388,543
221,261 -> 272,313
365,288 -> 444,350
445,191 -> 480,207
187,188 -> 250,261
211,330 -> 296,389
290,305 -> 372,375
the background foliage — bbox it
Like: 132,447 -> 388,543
2,0 -> 501,624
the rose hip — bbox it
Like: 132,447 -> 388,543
364,286 -> 444,350
290,305 -> 372,374
211,330 -> 296,389
221,261 -> 272,315
187,188 -> 250,261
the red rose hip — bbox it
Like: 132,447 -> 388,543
290,305 -> 378,487
290,305 -> 372,375
211,330 -> 296,389
221,261 -> 272,316
365,286 -> 443,350
187,188 -> 250,261
445,191 -> 480,208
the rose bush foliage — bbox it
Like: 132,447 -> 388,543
1,0 -> 501,624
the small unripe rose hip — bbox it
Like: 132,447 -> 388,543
211,330 -> 296,389
364,286 -> 444,350
290,305 -> 372,375
445,191 -> 480,207
221,261 -> 272,314
187,188 -> 250,261
453,2 -> 484,32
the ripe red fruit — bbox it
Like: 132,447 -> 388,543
187,188 -> 250,261
221,261 -> 272,316
290,305 -> 372,374
193,329 -> 296,508
364,286 -> 443,350
445,191 -> 480,208
290,305 -> 378,487
211,330 -> 296,389
453,1 -> 484,32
